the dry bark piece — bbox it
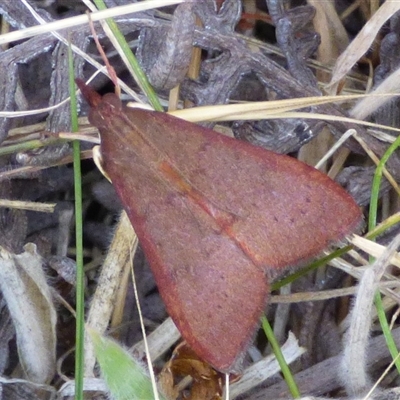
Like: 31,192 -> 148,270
138,2 -> 195,91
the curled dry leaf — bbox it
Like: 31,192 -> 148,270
159,342 -> 224,400
0,243 -> 56,383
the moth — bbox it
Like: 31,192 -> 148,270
77,79 -> 362,373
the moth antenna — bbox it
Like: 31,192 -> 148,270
86,11 -> 120,97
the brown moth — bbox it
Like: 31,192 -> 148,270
77,79 -> 362,373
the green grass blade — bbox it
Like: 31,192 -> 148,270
261,316 -> 300,398
68,42 -> 85,399
92,0 -> 163,111
369,134 -> 400,375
